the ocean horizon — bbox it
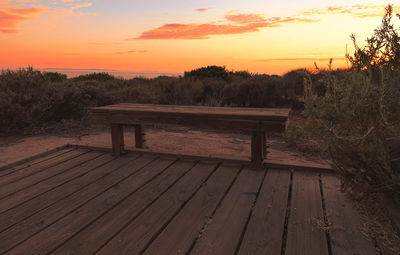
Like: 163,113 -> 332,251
2,67 -> 183,79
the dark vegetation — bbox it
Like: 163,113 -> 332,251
303,5 -> 400,202
0,5 -> 399,243
302,5 -> 400,251
0,66 -> 312,134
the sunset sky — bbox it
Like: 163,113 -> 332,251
1,0 -> 400,75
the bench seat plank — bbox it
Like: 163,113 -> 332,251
93,103 -> 290,122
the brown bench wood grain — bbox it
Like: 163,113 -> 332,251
90,103 -> 290,168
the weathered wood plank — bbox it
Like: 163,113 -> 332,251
238,169 -> 291,255
0,149 -> 84,187
141,164 -> 241,255
134,124 -> 145,148
0,151 -> 104,213
0,147 -> 73,177
0,155 -> 157,254
93,103 -> 291,121
97,161 -> 218,255
91,112 -> 287,132
190,166 -> 265,255
0,153 -> 127,232
322,174 -> 378,255
111,123 -> 124,156
251,130 -> 266,168
4,156 -> 174,255
53,159 -> 199,254
285,171 -> 329,255
0,149 -> 95,201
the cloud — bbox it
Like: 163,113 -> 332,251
0,6 -> 47,33
255,57 -> 346,62
0,0 -> 93,33
54,1 -> 92,16
224,13 -> 266,24
133,4 -> 397,40
116,50 -> 148,54
0,27 -> 17,33
194,8 -> 211,13
73,2 -> 91,9
133,14 -> 317,40
301,4 -> 400,18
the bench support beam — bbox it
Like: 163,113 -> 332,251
251,130 -> 266,169
111,124 -> 124,156
134,124 -> 145,148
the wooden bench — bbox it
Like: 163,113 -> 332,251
90,103 -> 290,168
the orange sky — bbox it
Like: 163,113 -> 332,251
1,0 -> 399,75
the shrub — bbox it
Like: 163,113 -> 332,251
222,75 -> 286,107
184,65 -> 231,82
44,72 -> 67,82
283,69 -> 312,109
72,72 -> 116,82
0,66 -> 303,134
303,69 -> 400,201
347,5 -> 400,72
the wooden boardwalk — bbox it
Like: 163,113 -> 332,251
0,146 -> 378,255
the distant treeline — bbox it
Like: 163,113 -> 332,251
0,65 -> 336,134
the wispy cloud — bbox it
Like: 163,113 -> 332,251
133,13 -> 317,40
116,50 -> 148,54
133,4 -> 396,40
0,0 -> 93,33
0,5 -> 47,33
301,4 -> 400,18
194,8 -> 211,13
255,56 -> 346,62
224,13 -> 266,24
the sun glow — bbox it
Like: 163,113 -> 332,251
1,0 -> 399,75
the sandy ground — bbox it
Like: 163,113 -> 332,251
0,125 -> 330,169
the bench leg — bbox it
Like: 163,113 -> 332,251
251,130 -> 266,169
134,124 -> 145,148
111,124 -> 124,156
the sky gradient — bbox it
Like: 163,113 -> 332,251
1,0 -> 399,75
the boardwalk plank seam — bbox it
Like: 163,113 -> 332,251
318,173 -> 333,255
0,145 -> 71,173
94,161 -> 221,255
0,152 -> 105,211
141,164 -> 243,254
185,164 -> 245,254
0,150 -> 94,199
0,154 -> 130,232
134,163 -> 226,255
0,150 -> 375,255
280,169 -> 294,255
87,160 -> 203,254
1,155 -> 160,254
38,157 -> 181,254
234,168 -> 269,254
0,149 -> 89,186
0,147 -> 73,178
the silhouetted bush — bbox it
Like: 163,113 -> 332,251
283,69 -> 312,109
0,66 -> 311,134
44,72 -> 67,82
72,72 -> 116,82
184,65 -> 230,81
303,68 -> 400,202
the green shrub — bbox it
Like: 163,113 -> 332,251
184,65 -> 232,82
283,69 -> 312,109
0,66 -> 304,134
72,72 -> 116,82
303,69 -> 400,201
44,72 -> 67,82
